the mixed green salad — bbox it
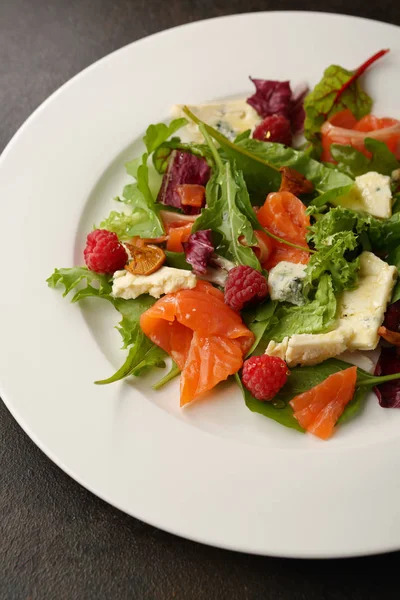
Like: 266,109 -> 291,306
48,49 -> 400,440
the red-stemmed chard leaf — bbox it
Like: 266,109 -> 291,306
157,150 -> 210,215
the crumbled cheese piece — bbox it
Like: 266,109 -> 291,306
112,267 -> 196,300
338,252 -> 398,350
268,261 -> 306,305
265,252 -> 398,366
339,171 -> 392,219
171,100 -> 261,143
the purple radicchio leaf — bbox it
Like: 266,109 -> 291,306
374,346 -> 400,408
157,150 -> 210,215
183,230 -> 214,275
247,78 -> 309,135
383,299 -> 400,333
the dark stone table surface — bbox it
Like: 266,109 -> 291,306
1,1 -> 400,598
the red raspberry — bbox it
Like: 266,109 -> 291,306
84,229 -> 128,273
242,355 -> 289,401
253,114 -> 292,146
224,265 -> 268,311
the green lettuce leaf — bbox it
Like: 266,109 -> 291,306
330,138 -> 400,178
46,267 -> 112,301
308,205 -> 400,254
192,126 -> 261,271
304,230 -> 360,294
267,274 -> 337,342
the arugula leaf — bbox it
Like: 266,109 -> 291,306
143,118 -> 188,154
112,295 -> 156,348
304,230 -> 360,294
47,267 -> 163,382
303,50 -> 389,154
95,335 -> 166,384
267,274 -> 337,342
152,361 -> 180,390
192,126 -> 261,271
235,374 -> 303,432
330,138 -> 400,178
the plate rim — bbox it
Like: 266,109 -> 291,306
1,10 -> 400,559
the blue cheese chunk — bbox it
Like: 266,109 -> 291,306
266,330 -> 353,367
171,100 -> 261,143
338,251 -> 398,350
265,252 -> 398,366
267,261 -> 306,306
339,171 -> 392,219
112,267 -> 196,300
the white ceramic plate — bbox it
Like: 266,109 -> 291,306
1,11 -> 400,558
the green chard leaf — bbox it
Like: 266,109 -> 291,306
330,138 -> 400,178
192,125 -> 261,271
47,267 -> 165,382
303,50 -> 389,155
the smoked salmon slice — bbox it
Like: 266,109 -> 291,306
290,366 -> 357,440
256,191 -> 311,270
140,280 -> 254,405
